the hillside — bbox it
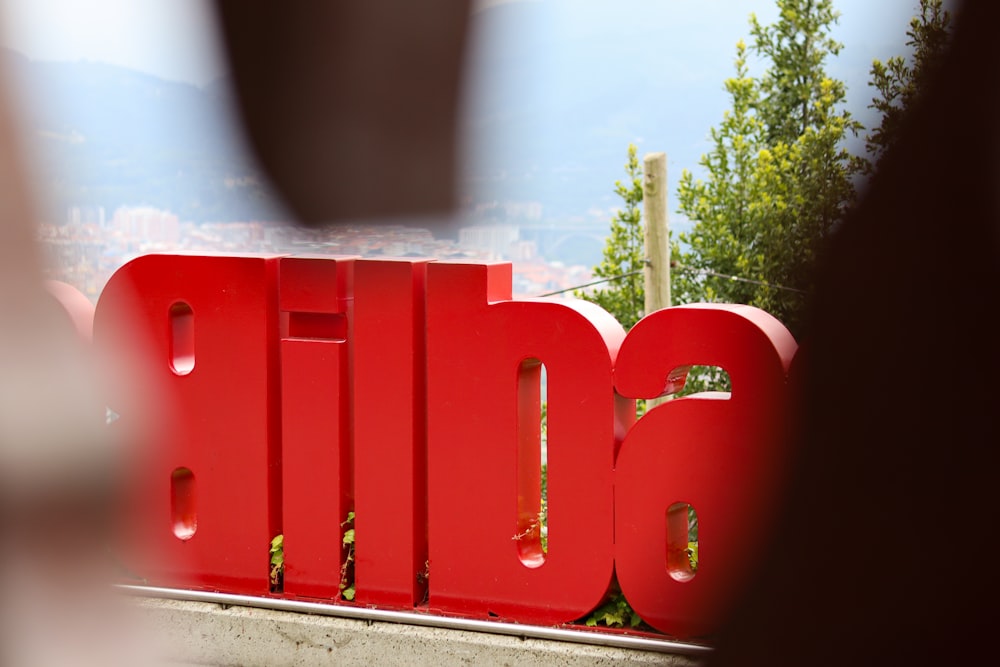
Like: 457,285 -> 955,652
3,48 -> 287,224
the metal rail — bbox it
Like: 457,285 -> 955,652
118,585 -> 713,657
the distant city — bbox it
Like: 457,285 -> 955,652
9,44 -> 614,304
39,204 -> 600,305
12,0 -> 925,315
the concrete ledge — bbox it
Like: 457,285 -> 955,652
132,597 -> 709,666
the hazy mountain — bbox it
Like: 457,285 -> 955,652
2,1 -> 721,232
2,0 -> 898,237
3,48 -> 286,224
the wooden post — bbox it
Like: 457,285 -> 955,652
643,152 -> 669,315
643,152 -> 670,408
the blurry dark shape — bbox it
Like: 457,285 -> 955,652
708,0 -> 1000,664
212,1 -> 471,229
865,0 -> 953,172
0,70 -> 159,660
0,3 -> 473,663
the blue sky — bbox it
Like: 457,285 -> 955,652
0,0 -> 225,85
0,0 -> 936,115
457,0 -> 940,225
0,0 -> 946,234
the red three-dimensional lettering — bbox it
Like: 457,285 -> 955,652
613,304 -> 797,638
45,279 -> 96,342
94,254 -> 283,594
278,255 -> 355,598
425,261 -> 633,624
91,252 -> 801,637
353,258 -> 432,607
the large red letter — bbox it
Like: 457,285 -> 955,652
353,258 -> 431,607
614,304 -> 796,638
426,261 -> 631,624
278,255 -> 355,599
95,253 -> 282,594
45,279 -> 95,342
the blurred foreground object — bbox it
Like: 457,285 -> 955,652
212,1 -> 471,228
708,0 -> 1000,664
0,56 -> 161,666
0,3 -> 474,663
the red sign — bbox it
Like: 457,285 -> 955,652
84,253 -> 797,640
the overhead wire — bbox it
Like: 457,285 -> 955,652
530,262 -> 805,299
534,269 -> 645,298
673,263 -> 807,294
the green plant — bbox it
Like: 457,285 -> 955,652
269,534 -> 284,592
340,511 -> 356,601
676,0 -> 862,338
687,541 -> 699,573
865,0 -> 952,170
540,461 -> 548,553
584,584 -> 645,629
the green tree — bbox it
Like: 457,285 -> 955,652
675,0 -> 860,337
866,0 -> 953,170
673,40 -> 766,311
750,0 -> 848,145
576,143 -> 645,330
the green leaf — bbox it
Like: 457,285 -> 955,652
269,534 -> 284,567
583,591 -> 643,629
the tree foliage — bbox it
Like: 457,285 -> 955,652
674,0 -> 861,338
588,1 -> 951,344
575,143 -> 646,330
865,0 -> 953,170
750,0 -> 847,145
